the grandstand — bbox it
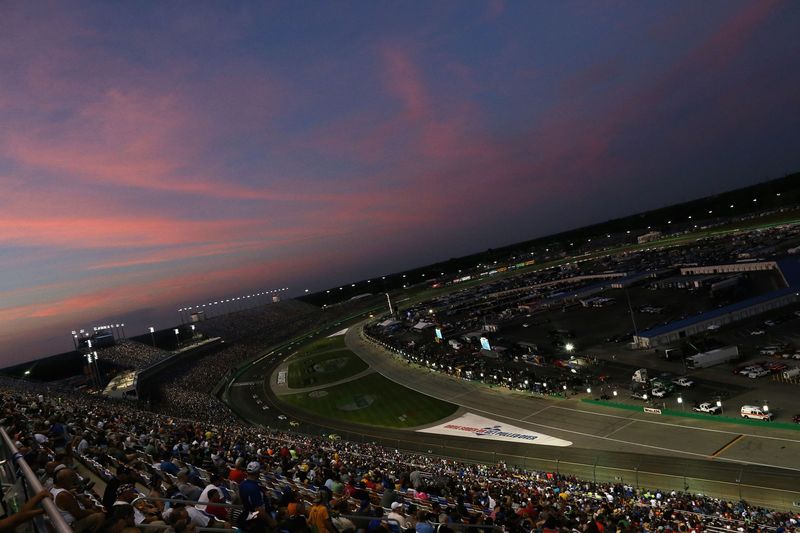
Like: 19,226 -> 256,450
2,379 -> 797,533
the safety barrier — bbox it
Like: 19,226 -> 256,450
0,426 -> 73,533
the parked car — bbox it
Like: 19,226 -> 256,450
651,388 -> 668,398
750,329 -> 765,336
765,362 -> 788,373
672,377 -> 694,387
694,402 -> 721,415
747,368 -> 769,378
739,365 -> 762,376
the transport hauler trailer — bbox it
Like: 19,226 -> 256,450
686,346 -> 739,369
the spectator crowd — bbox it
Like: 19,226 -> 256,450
2,380 -> 798,533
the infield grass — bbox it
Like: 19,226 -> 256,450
291,336 -> 347,358
281,372 -> 457,428
287,348 -> 368,388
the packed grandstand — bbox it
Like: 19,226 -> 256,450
2,379 -> 798,533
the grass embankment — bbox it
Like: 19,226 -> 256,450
281,372 -> 458,428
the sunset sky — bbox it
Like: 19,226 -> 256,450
1,1 -> 799,365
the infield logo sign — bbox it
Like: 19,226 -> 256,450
417,413 -> 572,447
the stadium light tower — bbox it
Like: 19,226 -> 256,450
148,327 -> 156,347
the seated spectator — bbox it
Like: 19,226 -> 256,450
415,510 -> 435,533
238,461 -> 275,532
308,493 -> 337,533
159,452 -> 180,476
103,465 -> 137,511
279,501 -> 310,533
104,502 -> 140,533
164,503 -> 225,530
388,502 -> 411,530
331,499 -> 356,533
202,489 -> 228,522
176,469 -> 203,501
228,457 -> 247,484
50,468 -> 105,533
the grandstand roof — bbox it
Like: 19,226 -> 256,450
777,257 -> 800,286
637,286 -> 798,339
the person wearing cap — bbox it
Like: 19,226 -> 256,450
105,502 -> 138,533
103,465 -> 137,511
238,461 -> 274,532
388,501 -> 411,530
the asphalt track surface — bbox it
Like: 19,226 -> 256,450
225,321 -> 800,511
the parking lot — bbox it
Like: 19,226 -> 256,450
368,225 -> 800,425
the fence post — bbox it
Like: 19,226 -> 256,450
593,457 -> 598,483
635,466 -> 639,488
556,457 -> 560,475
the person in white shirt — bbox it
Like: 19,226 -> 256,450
50,468 -> 105,533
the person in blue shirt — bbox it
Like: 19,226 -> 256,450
159,452 -> 180,476
237,462 -> 274,532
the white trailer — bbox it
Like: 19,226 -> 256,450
686,346 -> 739,369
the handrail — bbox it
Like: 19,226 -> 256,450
0,426 -> 73,533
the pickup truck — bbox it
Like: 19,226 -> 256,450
671,377 -> 694,387
693,402 -> 721,415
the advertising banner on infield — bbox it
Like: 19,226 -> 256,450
417,412 -> 572,447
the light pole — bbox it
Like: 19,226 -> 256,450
149,327 -> 156,347
677,396 -> 684,411
84,352 -> 92,386
716,399 -> 723,416
70,331 -> 78,350
174,328 -> 180,349
92,351 -> 101,387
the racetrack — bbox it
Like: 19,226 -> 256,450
225,320 -> 800,511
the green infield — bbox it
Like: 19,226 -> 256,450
290,335 -> 347,359
286,348 -> 368,388
280,372 -> 457,428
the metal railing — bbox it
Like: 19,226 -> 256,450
0,426 -> 73,533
